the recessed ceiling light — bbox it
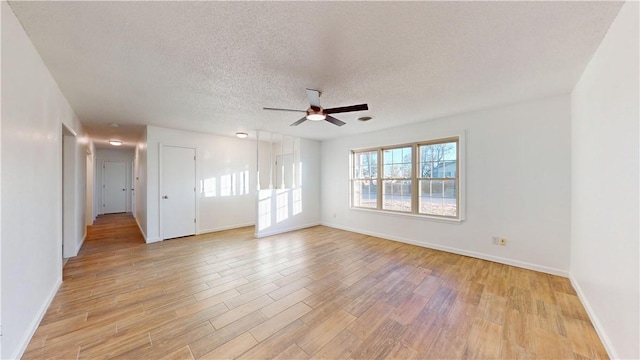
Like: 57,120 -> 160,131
109,123 -> 119,127
235,132 -> 248,139
357,116 -> 373,122
109,140 -> 123,146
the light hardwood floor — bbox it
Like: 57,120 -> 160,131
23,213 -> 607,359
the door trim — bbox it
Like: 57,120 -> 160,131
159,143 -> 199,241
62,124 -> 77,259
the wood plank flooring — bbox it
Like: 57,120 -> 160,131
23,213 -> 608,359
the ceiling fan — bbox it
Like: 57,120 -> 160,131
263,89 -> 368,127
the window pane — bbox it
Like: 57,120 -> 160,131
419,179 -> 457,217
401,164 -> 411,178
383,164 -> 392,178
353,180 -> 377,208
419,161 -> 430,178
444,161 -> 457,178
383,180 -> 412,212
419,141 -> 456,179
354,151 -> 377,179
443,179 -> 457,199
383,146 -> 412,179
393,148 -> 402,164
383,150 -> 392,165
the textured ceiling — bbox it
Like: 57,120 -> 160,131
8,1 -> 623,145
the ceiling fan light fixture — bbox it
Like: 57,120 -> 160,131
235,132 -> 248,139
306,113 -> 326,121
306,105 -> 327,121
266,89 -> 367,127
109,139 -> 123,146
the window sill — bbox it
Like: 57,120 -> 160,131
349,206 -> 464,224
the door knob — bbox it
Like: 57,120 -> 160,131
122,189 -> 126,191
163,195 -> 168,199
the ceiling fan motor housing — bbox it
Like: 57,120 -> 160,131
306,106 -> 326,121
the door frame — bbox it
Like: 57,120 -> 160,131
159,143 -> 199,241
101,160 -> 129,214
62,124 -> 77,259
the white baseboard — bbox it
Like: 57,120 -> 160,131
255,222 -> 321,238
76,231 -> 87,255
134,217 -> 159,243
322,222 -> 569,277
134,217 -> 146,241
198,222 -> 255,235
12,277 -> 62,359
569,276 -> 617,359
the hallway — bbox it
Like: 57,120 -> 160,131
64,213 -> 146,280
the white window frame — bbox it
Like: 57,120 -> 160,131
381,144 -> 414,213
351,149 -> 379,209
350,133 -> 465,222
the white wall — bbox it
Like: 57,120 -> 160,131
256,138 -> 321,238
143,126 -> 257,242
135,129 -> 149,240
1,3 -> 89,358
0,4 -> 4,356
95,147 -> 135,214
570,2 -> 639,358
321,95 -> 572,275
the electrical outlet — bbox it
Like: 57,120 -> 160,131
499,238 -> 507,246
492,236 -> 500,245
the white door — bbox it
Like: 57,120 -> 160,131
161,146 -> 196,239
103,161 -> 127,213
131,162 -> 136,215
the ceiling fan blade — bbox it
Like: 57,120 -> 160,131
325,115 -> 346,127
325,103 -> 368,114
306,89 -> 321,108
290,116 -> 308,126
263,107 -> 306,113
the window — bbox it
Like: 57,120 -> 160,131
382,146 -> 412,212
351,150 -> 378,208
351,137 -> 461,220
418,140 -> 457,217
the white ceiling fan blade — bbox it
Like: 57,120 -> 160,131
263,107 -> 306,113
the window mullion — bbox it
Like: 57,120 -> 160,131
411,144 -> 418,214
350,152 -> 354,207
455,139 -> 460,218
377,148 -> 382,210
